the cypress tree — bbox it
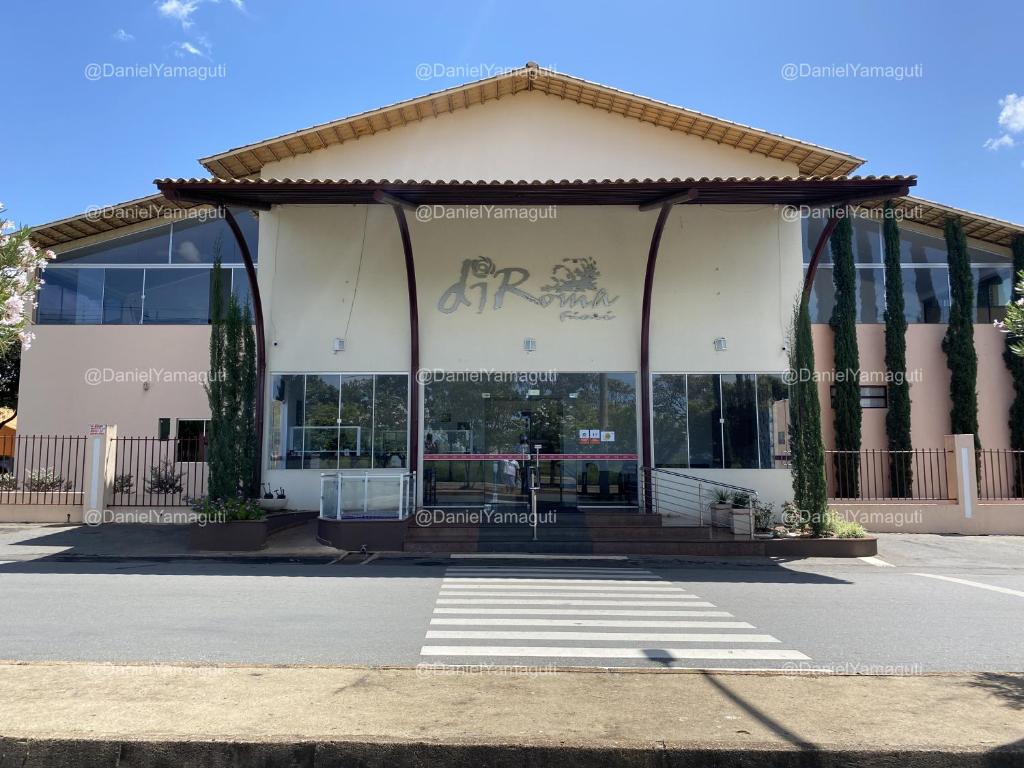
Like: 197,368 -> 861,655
941,217 -> 980,447
206,258 -> 230,500
240,305 -> 259,498
789,298 -> 828,534
882,203 -> 913,496
223,294 -> 244,495
1003,235 -> 1024,494
829,211 -> 862,497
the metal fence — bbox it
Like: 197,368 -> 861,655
977,449 -> 1024,500
638,467 -> 757,534
112,436 -> 208,506
825,449 -> 951,501
0,434 -> 88,504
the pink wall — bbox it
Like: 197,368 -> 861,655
812,324 -> 1014,450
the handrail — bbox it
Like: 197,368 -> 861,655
641,466 -> 757,495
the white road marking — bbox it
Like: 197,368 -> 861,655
858,556 -> 895,568
421,646 -> 811,660
430,618 -> 756,628
447,568 -> 653,575
436,593 -> 700,602
441,579 -> 677,587
912,573 -> 1024,598
435,599 -> 717,607
431,608 -> 733,617
450,554 -> 629,560
425,630 -> 780,642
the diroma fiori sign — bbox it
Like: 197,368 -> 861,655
438,256 -> 619,321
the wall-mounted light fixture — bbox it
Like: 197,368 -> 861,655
333,338 -> 345,353
523,338 -> 537,352
714,337 -> 728,352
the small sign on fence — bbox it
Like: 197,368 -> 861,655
89,425 -> 107,436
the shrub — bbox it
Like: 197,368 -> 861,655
113,473 -> 134,494
712,488 -> 731,504
191,495 -> 265,523
145,461 -> 184,495
822,508 -> 866,539
731,491 -> 751,509
0,472 -> 17,491
23,468 -> 73,492
753,502 -> 775,532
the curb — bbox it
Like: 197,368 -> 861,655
2,737 -> 1021,768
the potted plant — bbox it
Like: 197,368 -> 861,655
709,488 -> 733,521
258,483 -> 287,511
753,501 -> 775,539
729,491 -> 754,535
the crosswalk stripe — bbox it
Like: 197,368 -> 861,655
438,591 -> 699,599
431,608 -> 734,617
439,584 -> 686,592
442,579 -> 676,587
436,599 -> 717,607
421,646 -> 811,660
430,618 -> 756,628
425,630 -> 779,642
446,568 -> 655,575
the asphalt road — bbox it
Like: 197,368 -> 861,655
0,533 -> 1021,671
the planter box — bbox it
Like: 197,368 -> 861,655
189,519 -> 268,551
318,517 -> 409,551
730,508 -> 753,536
258,498 -> 287,512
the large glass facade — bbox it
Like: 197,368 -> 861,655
422,373 -> 638,509
652,373 -> 789,470
268,373 -> 408,470
38,210 -> 258,325
804,214 -> 1011,324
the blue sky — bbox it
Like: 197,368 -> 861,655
3,0 -> 1022,227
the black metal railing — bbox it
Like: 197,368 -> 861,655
0,435 -> 88,504
112,436 -> 208,506
825,449 -> 950,501
977,449 -> 1024,500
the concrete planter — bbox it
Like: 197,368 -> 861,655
318,517 -> 409,552
188,519 -> 268,551
730,508 -> 753,536
258,498 -> 287,512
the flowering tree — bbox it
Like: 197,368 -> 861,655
998,270 -> 1024,358
0,202 -> 53,351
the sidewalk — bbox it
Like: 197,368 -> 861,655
0,662 -> 1021,767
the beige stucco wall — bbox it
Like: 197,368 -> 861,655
17,326 -> 212,437
814,323 -> 1014,451
262,90 -> 801,182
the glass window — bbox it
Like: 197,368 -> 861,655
852,219 -> 882,264
973,266 -> 1012,323
902,267 -> 950,323
860,386 -> 887,409
653,375 -> 688,468
303,375 -> 341,470
374,375 -> 409,468
900,228 -> 947,264
54,226 -> 170,265
269,375 -> 305,469
807,266 -> 836,323
802,216 -> 831,264
969,245 -> 1011,265
339,375 -> 373,469
756,374 -> 790,469
857,267 -> 886,323
176,419 -> 209,462
37,268 -> 103,324
269,374 -> 408,470
143,269 -> 213,324
686,374 -> 722,469
102,269 -> 144,324
721,374 -> 758,469
171,209 -> 258,265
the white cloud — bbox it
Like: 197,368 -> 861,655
997,93 -> 1024,134
157,0 -> 200,28
113,29 -> 135,42
175,41 -> 205,57
983,134 -> 1016,151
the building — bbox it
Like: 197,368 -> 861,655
22,65 -> 1023,515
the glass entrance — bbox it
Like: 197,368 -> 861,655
422,372 -> 638,511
